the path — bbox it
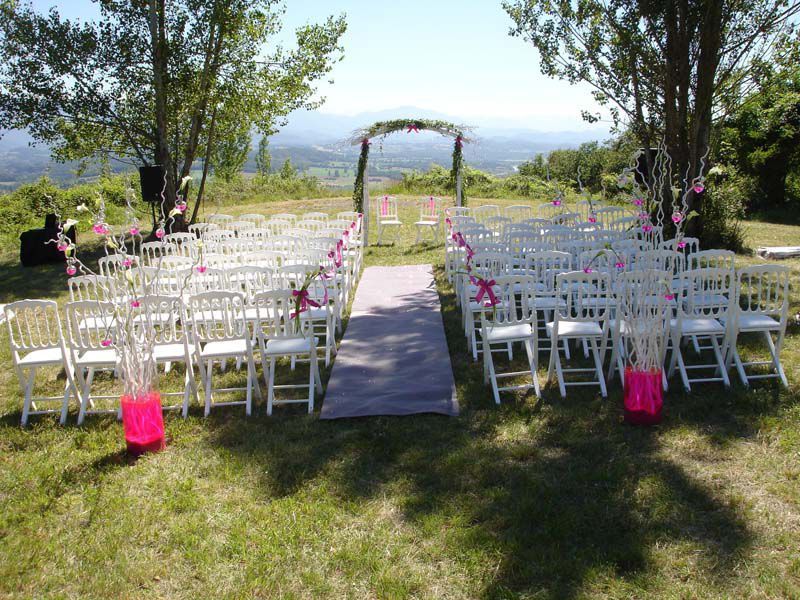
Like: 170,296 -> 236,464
320,264 -> 459,419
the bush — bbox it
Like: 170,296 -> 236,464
700,165 -> 748,252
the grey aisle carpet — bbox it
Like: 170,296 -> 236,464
320,264 -> 459,419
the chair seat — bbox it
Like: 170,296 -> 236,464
152,343 -> 195,362
469,300 -> 504,311
481,323 -> 533,343
17,347 -> 67,367
379,220 -> 402,226
299,307 -> 329,321
201,339 -> 249,358
726,313 -> 781,331
670,317 -> 725,335
75,348 -> 119,367
610,319 -> 652,337
264,336 -> 318,355
546,321 -> 604,337
415,220 -> 439,226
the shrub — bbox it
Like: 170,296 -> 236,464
700,165 -> 748,252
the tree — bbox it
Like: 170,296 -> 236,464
279,157 -> 296,180
255,135 -> 272,179
0,1 -> 346,227
504,0 -> 800,235
211,117 -> 250,183
717,34 -> 800,210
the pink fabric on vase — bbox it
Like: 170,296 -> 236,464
121,391 -> 166,455
623,368 -> 663,425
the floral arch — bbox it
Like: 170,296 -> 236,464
348,118 -> 473,245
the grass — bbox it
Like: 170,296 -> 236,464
1,196 -> 799,598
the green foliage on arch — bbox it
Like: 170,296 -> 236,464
350,118 -> 473,211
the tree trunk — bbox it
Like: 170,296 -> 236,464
147,0 -> 176,226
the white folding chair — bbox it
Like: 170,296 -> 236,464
207,214 -> 234,226
462,252 -> 512,361
414,196 -> 440,243
253,290 -> 322,415
546,271 -> 611,398
504,205 -> 534,222
98,254 -> 138,279
479,276 -> 541,404
727,265 -> 790,388
668,268 -> 734,391
376,195 -> 402,244
280,265 -> 337,366
239,213 -> 267,227
65,301 -> 121,424
135,295 -> 197,416
68,274 -> 115,302
187,291 -> 262,416
5,300 -> 79,425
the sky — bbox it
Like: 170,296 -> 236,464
30,0 -> 611,133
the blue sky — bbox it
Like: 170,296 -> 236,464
31,0 -> 609,133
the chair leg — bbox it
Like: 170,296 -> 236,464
553,343 -> 566,398
764,330 -> 789,388
710,335 -> 730,388
20,367 -> 35,426
266,357 -> 275,416
524,339 -> 541,397
308,352 -> 317,413
589,337 -> 607,398
486,344 -> 501,405
75,367 -> 90,425
204,360 -> 214,416
60,377 -> 72,425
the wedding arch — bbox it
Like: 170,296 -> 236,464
348,119 -> 473,245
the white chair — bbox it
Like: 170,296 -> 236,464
188,222 -> 218,236
301,211 -> 329,222
667,268 -> 734,392
136,295 -> 197,416
537,202 -> 563,220
187,291 -> 262,416
5,300 -> 79,425
65,301 -> 121,424
229,220 -> 256,234
479,276 -> 541,404
141,241 -> 174,266
414,196 -> 440,243
207,214 -> 234,226
462,252 -> 512,361
253,290 -> 322,415
595,206 -> 626,227
98,254 -> 137,279
280,265 -> 337,366
68,274 -> 114,302
687,249 -> 735,272
239,213 -> 267,227
727,265 -> 790,388
504,205 -> 534,222
546,271 -> 611,398
376,195 -> 402,244
164,232 -> 195,256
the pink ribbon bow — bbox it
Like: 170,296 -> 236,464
471,276 -> 499,307
380,196 -> 389,216
291,289 -> 321,319
428,196 -> 436,212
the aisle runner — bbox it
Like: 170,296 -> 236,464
321,264 -> 459,419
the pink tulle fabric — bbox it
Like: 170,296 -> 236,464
623,368 -> 663,425
121,391 -> 166,456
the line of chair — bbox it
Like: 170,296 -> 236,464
5,211 -> 364,425
445,205 -> 791,403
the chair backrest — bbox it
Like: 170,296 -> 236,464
160,255 -> 194,271
537,202 -> 563,220
555,271 -> 612,322
164,232 -> 195,246
302,212 -> 328,222
228,266 -> 274,303
239,213 -> 267,226
65,300 -> 117,351
504,205 -> 534,222
296,219 -> 327,233
98,254 -> 137,279
552,212 -> 579,227
134,295 -> 188,345
736,265 -> 790,320
687,249 -> 735,272
448,206 -> 471,217
265,218 -> 294,236
609,216 -> 639,232
252,289 -> 306,339
207,214 -> 234,225
187,291 -> 247,343
678,268 -> 734,319
470,252 -> 511,279
632,250 -> 684,277
662,236 -> 700,256
472,205 -> 500,222
202,229 -> 236,243
376,196 -> 398,221
188,222 -> 218,235
487,276 -> 537,326
5,299 -> 65,356
229,220 -> 256,233
183,268 -> 228,297
140,241 -> 173,266
524,251 -> 572,289
485,216 -> 511,235
242,250 -> 283,269
595,205 -> 626,226
419,196 -> 440,221
68,274 -> 115,302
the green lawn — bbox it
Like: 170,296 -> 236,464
1,196 -> 799,599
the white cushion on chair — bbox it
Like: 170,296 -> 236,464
729,314 -> 781,331
670,317 -> 725,335
481,323 -> 533,343
264,337 -> 317,355
152,343 -> 195,362
17,347 -> 66,366
546,321 -> 603,337
201,339 -> 248,358
415,220 -> 438,226
379,220 -> 402,226
75,349 -> 119,367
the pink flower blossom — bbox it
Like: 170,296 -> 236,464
588,215 -> 597,224
677,241 -> 686,249
552,199 -> 562,206
66,265 -> 77,276
642,224 -> 653,233
155,228 -> 165,239
92,223 -> 109,235
122,259 -> 132,268
57,242 -> 68,252
176,203 -> 187,213
615,261 -> 625,269
632,198 -> 643,206
664,293 -> 675,301
671,211 -> 683,224
196,265 -> 207,274
130,300 -> 140,308
129,227 -> 140,236
583,267 -> 593,273
100,339 -> 112,347
693,183 -> 705,194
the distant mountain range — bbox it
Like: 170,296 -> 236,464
0,106 -> 612,190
